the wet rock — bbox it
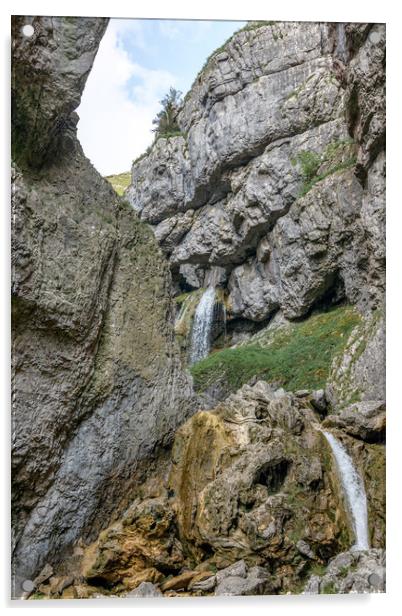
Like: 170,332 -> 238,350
168,381 -> 351,581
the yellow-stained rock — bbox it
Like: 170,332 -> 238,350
122,567 -> 163,590
168,381 -> 351,581
81,496 -> 185,585
161,570 -> 196,591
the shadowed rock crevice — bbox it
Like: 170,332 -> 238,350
253,459 -> 291,493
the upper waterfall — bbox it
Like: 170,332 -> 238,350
189,286 -> 216,364
322,431 -> 369,550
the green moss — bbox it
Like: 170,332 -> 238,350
29,592 -> 46,600
104,171 -> 131,196
157,130 -> 184,139
191,305 -> 361,394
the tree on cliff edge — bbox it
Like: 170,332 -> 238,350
152,87 -> 183,138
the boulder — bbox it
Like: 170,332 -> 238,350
126,582 -> 163,598
215,565 -> 270,596
303,548 -> 385,594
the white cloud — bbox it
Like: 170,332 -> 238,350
77,20 -> 177,176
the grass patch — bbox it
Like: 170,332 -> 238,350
104,171 -> 131,196
299,159 -> 357,197
190,305 -> 361,394
157,130 -> 184,139
293,139 -> 357,197
321,581 -> 337,594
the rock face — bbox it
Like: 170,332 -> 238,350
327,310 -> 385,409
11,16 -> 194,593
125,22 -> 385,324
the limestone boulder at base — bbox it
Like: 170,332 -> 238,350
303,548 -> 385,594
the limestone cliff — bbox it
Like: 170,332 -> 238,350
126,21 -> 385,324
11,16 -> 194,594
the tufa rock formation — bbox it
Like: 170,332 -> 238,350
11,16 -> 194,594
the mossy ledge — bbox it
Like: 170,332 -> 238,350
191,305 -> 361,394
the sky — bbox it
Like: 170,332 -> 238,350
77,18 -> 246,176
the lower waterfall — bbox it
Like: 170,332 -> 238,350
189,286 -> 216,365
322,431 -> 370,550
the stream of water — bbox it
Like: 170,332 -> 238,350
321,430 -> 369,550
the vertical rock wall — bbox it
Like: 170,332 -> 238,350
11,16 -> 194,592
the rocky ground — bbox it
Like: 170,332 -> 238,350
24,379 -> 385,599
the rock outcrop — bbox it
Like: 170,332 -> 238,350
327,309 -> 385,408
45,380 -> 384,598
11,16 -> 194,594
303,548 -> 385,594
125,22 -> 385,325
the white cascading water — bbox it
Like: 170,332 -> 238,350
322,431 -> 369,550
189,286 -> 216,364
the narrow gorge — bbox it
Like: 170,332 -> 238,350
11,17 -> 385,599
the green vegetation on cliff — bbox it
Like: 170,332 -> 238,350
292,139 -> 357,197
105,171 -> 131,196
191,305 -> 361,394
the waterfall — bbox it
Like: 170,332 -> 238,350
189,286 -> 216,364
335,23 -> 349,64
322,431 -> 369,550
